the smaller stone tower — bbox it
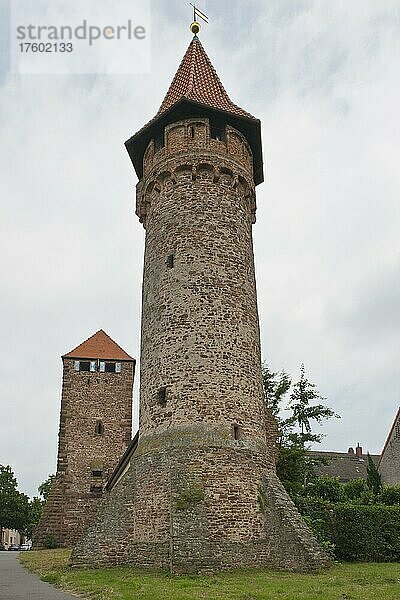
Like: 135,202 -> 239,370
34,330 -> 135,548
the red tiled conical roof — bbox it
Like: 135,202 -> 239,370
154,36 -> 255,121
63,330 -> 133,361
125,35 -> 264,185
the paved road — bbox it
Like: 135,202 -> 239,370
0,552 -> 79,599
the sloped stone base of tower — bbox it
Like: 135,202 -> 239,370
34,475 -> 104,549
71,430 -> 329,572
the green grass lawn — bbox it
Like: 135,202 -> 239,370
20,550 -> 400,600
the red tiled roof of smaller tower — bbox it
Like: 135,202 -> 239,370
63,330 -> 133,361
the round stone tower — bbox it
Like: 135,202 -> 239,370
71,35 -> 329,573
138,117 -> 266,449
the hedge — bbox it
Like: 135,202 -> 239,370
297,499 -> 400,562
333,504 -> 400,562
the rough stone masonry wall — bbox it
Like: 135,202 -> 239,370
72,117 -> 329,571
72,428 -> 328,571
34,359 -> 134,548
379,414 -> 400,485
137,120 -> 266,450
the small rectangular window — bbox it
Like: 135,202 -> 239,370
79,361 -> 90,372
74,361 -> 80,371
95,420 -> 104,435
154,129 -> 164,152
91,470 -> 103,478
99,362 -> 105,372
233,424 -> 241,441
158,387 -> 167,407
105,362 -> 116,373
166,254 -> 174,269
90,361 -> 97,372
115,362 -> 121,373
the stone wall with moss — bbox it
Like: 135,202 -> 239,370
72,428 -> 328,571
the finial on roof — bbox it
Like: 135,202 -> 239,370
190,21 -> 200,35
189,2 -> 208,36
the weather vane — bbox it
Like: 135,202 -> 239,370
189,2 -> 208,36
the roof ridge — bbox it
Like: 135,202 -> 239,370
186,36 -> 197,95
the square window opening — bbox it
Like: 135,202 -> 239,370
211,123 -> 226,142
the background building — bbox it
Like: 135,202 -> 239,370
379,408 -> 400,486
309,445 -> 379,483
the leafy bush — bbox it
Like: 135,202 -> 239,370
332,504 -> 400,562
296,496 -> 334,539
305,476 -> 344,503
44,534 -> 58,549
378,485 -> 400,506
342,479 -> 369,501
296,497 -> 400,562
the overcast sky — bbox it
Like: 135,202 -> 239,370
0,0 -> 399,498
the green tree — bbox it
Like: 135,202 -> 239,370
0,465 -> 33,540
262,363 -> 291,421
13,492 -> 31,534
343,478 -> 370,502
366,453 -> 382,495
25,497 -> 44,539
0,465 -> 20,532
287,364 -> 339,446
276,446 -> 309,496
38,474 -> 55,501
262,363 -> 340,496
305,476 -> 345,503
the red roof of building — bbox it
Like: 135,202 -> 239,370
63,330 -> 134,361
154,35 -> 255,121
